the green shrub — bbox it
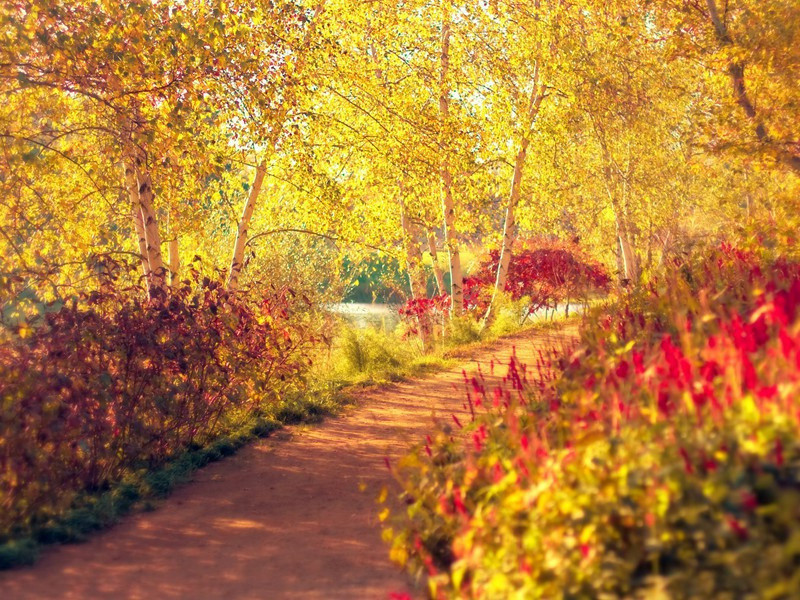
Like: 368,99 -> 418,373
335,327 -> 405,377
444,316 -> 481,347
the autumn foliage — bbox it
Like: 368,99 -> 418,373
470,240 -> 610,313
398,240 -> 609,337
0,266 -> 313,539
388,243 -> 800,597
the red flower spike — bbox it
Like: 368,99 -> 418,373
678,447 -> 695,474
453,487 -> 467,515
775,438 -> 784,467
742,491 -> 758,512
615,360 -> 629,379
726,516 -> 749,540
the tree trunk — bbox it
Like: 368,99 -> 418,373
400,199 -> 430,349
227,163 -> 266,291
617,225 -> 639,285
134,165 -> 167,294
168,237 -> 180,288
595,127 -> 639,287
124,163 -> 149,281
427,230 -> 446,296
120,112 -> 165,297
226,3 -> 325,291
112,75 -> 150,290
439,3 -> 463,316
705,0 -> 800,174
400,200 -> 427,299
483,70 -> 544,327
112,71 -> 166,298
615,234 -> 625,279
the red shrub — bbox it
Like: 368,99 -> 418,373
398,239 -> 609,331
474,240 -> 610,315
0,270 -> 314,536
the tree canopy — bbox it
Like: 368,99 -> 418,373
2,0 -> 798,316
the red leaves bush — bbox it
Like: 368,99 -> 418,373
388,242 -> 800,597
397,294 -> 449,337
397,240 -> 609,334
0,274 -> 313,537
472,240 -> 610,315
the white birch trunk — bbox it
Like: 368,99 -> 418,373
596,131 -> 639,286
121,120 -> 165,295
400,198 -> 431,349
124,162 -> 150,281
113,76 -> 165,297
134,166 -> 166,293
227,163 -> 266,291
400,201 -> 427,299
226,3 -> 325,291
618,228 -> 639,285
439,3 -> 463,316
483,71 -> 544,326
427,230 -> 446,296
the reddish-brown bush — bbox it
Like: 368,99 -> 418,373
0,270 -> 314,537
398,240 -> 609,334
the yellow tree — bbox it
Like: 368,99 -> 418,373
225,2 -> 327,291
657,0 -> 800,175
0,0 -> 308,303
465,0 -> 564,323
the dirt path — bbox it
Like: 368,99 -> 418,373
0,327 -> 574,600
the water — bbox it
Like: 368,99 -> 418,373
327,303 -> 400,331
525,302 -> 587,322
327,301 -> 586,332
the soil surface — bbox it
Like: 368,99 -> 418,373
0,326 -> 575,600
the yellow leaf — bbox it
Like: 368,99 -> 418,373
382,527 -> 394,542
389,544 -> 408,567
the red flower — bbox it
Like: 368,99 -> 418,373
741,491 -> 758,512
678,447 -> 695,474
615,360 -> 629,379
775,438 -> 784,467
726,515 -> 749,540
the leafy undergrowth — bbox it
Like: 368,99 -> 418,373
0,269 -> 327,569
0,278 -> 567,570
398,239 -> 609,342
386,243 -> 800,598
